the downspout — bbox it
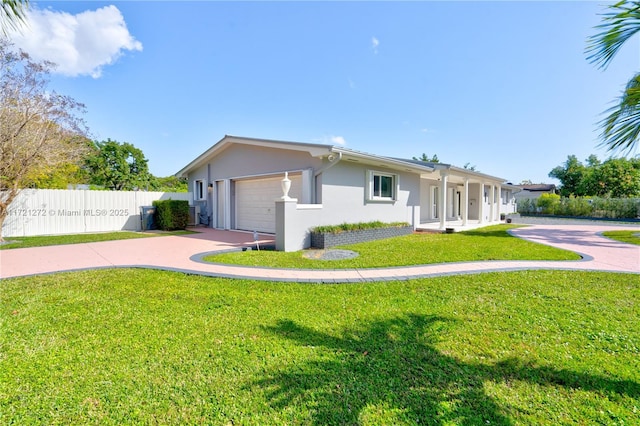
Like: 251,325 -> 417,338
313,151 -> 342,203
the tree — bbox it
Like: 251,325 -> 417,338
412,153 -> 439,163
593,157 -> 640,197
85,139 -> 153,190
587,1 -> 640,153
463,162 -> 477,171
0,40 -> 89,240
548,155 -> 587,196
26,162 -> 89,189
150,175 -> 188,192
549,154 -> 640,197
1,0 -> 29,35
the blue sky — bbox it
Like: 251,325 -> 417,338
9,1 -> 639,184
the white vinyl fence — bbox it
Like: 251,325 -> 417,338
2,189 -> 191,237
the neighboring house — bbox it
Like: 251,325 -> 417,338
176,135 -> 518,251
513,184 -> 557,201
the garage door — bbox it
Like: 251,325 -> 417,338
235,175 -> 302,233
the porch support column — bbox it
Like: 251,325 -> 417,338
478,183 -> 484,224
489,184 -> 495,223
439,171 -> 448,230
497,184 -> 502,221
462,178 -> 469,226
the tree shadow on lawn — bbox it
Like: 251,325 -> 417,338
251,314 -> 639,424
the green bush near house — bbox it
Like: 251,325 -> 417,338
152,199 -> 189,231
312,221 -> 410,234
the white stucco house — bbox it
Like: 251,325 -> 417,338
176,135 -> 518,251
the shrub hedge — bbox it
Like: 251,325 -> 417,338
517,196 -> 639,219
152,199 -> 189,230
312,221 -> 410,234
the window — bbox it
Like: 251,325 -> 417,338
194,179 -> 205,201
367,170 -> 397,201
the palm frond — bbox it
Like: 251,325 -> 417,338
599,72 -> 640,153
586,0 -> 640,69
1,0 -> 30,35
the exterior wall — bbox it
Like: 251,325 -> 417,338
187,144 -> 324,229
500,189 -> 517,215
319,161 -> 421,227
3,189 -> 190,237
514,189 -> 553,201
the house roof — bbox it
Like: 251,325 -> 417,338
175,135 -> 334,177
393,157 -> 512,184
516,184 -> 556,192
176,135 -> 437,177
176,135 -> 511,184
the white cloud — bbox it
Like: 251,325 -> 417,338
329,135 -> 346,145
10,5 -> 142,78
371,36 -> 379,54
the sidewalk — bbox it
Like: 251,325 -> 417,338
1,224 -> 638,282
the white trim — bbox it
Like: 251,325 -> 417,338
366,170 -> 398,202
194,179 -> 206,201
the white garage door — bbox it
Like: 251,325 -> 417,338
235,175 -> 302,233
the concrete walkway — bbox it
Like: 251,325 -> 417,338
1,224 -> 638,282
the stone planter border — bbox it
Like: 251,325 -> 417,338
310,225 -> 414,249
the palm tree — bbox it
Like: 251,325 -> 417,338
1,0 -> 29,35
587,0 -> 640,153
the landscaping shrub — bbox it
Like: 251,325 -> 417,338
536,193 -> 561,214
556,196 -> 592,217
152,199 -> 189,230
312,221 -> 410,234
516,198 -> 537,215
517,196 -> 639,219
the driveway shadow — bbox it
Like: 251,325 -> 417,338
251,314 -> 638,424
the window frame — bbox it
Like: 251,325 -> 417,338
194,179 -> 206,201
366,170 -> 398,202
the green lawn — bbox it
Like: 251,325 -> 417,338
205,224 -> 580,268
602,230 -> 640,246
0,230 -> 197,250
1,269 -> 638,424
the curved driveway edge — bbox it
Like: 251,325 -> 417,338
1,225 -> 638,282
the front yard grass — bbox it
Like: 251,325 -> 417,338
205,224 -> 580,268
602,230 -> 640,246
0,230 -> 197,250
1,269 -> 638,424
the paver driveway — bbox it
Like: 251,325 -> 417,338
1,224 -> 638,282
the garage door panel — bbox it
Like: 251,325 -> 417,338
236,175 -> 302,233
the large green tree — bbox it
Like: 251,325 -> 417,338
0,40 -> 88,240
549,155 -> 587,197
85,139 -> 153,190
549,154 -> 640,197
587,1 -> 640,153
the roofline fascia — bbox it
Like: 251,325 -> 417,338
331,147 -> 436,173
175,135 -> 333,177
